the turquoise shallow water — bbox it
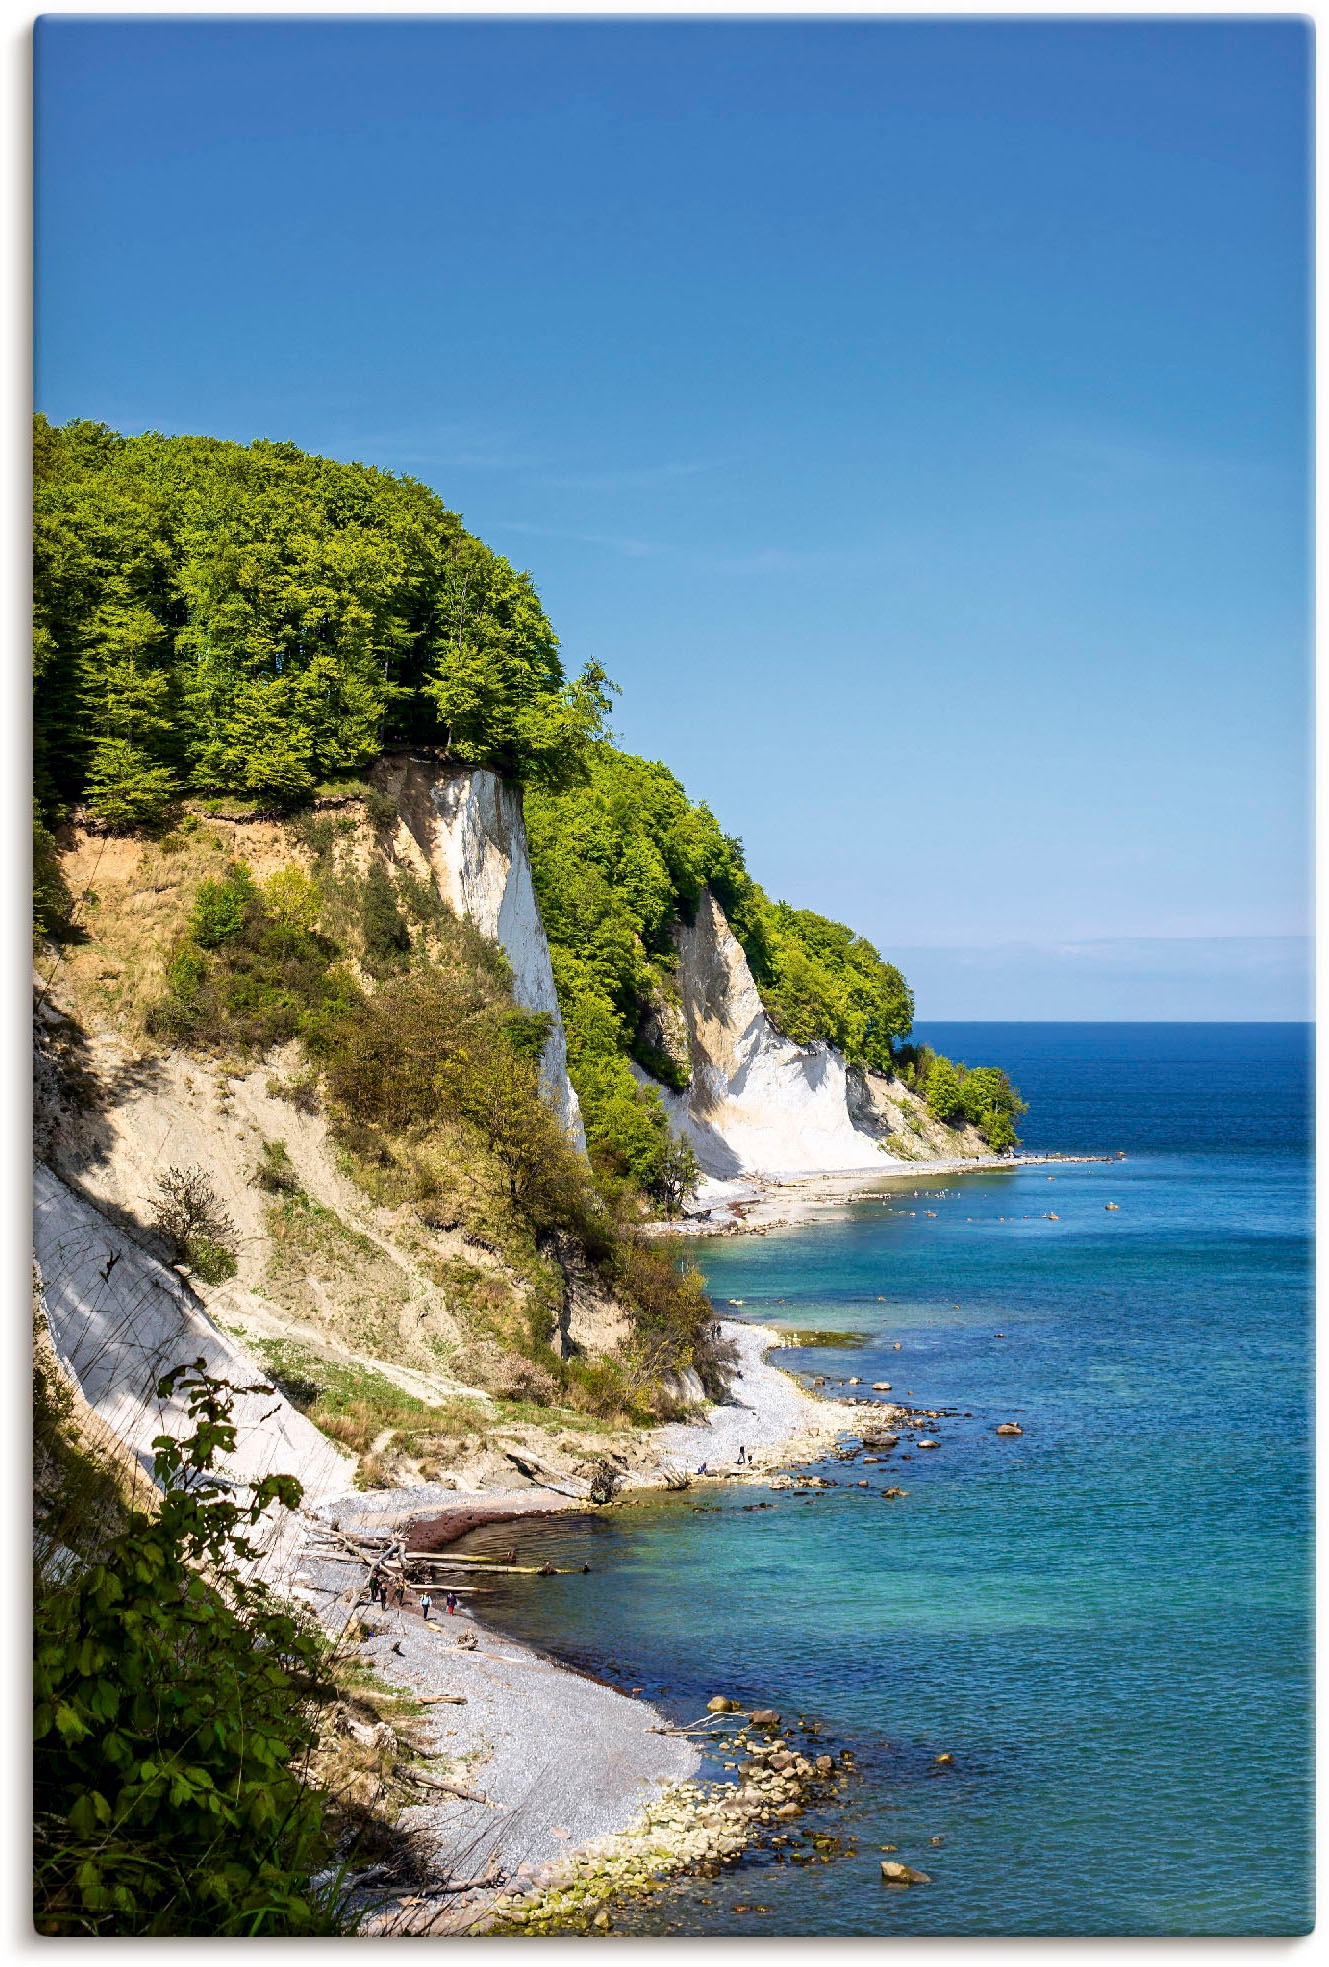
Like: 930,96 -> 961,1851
462,1025 -> 1312,1935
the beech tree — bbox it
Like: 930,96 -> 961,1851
926,1055 -> 964,1122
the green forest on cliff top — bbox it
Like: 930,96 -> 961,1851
33,418 -> 1020,1159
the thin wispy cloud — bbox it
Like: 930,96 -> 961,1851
537,459 -> 726,493
494,520 -> 898,576
1030,421 -> 1290,499
495,519 -> 665,559
319,420 -> 553,474
320,432 -> 729,491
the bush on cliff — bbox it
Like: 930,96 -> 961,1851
920,1051 -> 1026,1148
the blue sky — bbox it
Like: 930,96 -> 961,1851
34,18 -> 1312,1017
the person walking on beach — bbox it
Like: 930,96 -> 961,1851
420,1591 -> 433,1622
446,1590 -> 459,1615
737,1443 -> 747,1466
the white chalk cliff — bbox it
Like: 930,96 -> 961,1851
648,889 -> 900,1178
387,758 -> 587,1151
34,1162 -> 352,1510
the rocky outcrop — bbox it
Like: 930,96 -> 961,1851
633,974 -> 692,1085
643,889 -> 987,1178
384,756 -> 586,1150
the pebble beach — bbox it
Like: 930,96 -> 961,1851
292,1320 -> 853,1929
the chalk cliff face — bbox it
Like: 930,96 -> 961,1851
648,890 -> 893,1177
34,1162 -> 352,1507
648,888 -> 989,1178
386,758 -> 586,1151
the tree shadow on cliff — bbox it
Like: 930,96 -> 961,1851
33,998 -> 176,1253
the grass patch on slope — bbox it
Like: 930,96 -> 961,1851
249,1338 -> 623,1488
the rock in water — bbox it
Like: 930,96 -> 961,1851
749,1708 -> 780,1727
707,1695 -> 738,1713
880,1862 -> 933,1885
917,1438 -> 940,1450
995,1422 -> 1024,1436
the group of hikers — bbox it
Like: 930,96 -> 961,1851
366,1566 -> 460,1622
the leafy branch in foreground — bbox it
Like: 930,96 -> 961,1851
33,1360 -> 346,1937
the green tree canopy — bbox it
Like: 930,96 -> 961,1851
925,1054 -> 964,1121
33,417 -> 609,821
919,1052 -> 1026,1148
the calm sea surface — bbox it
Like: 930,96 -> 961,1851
462,1024 -> 1313,1934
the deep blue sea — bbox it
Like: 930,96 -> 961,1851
463,1024 -> 1313,1935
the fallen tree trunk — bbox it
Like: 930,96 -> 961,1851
499,1447 -> 590,1499
402,1769 -> 494,1805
